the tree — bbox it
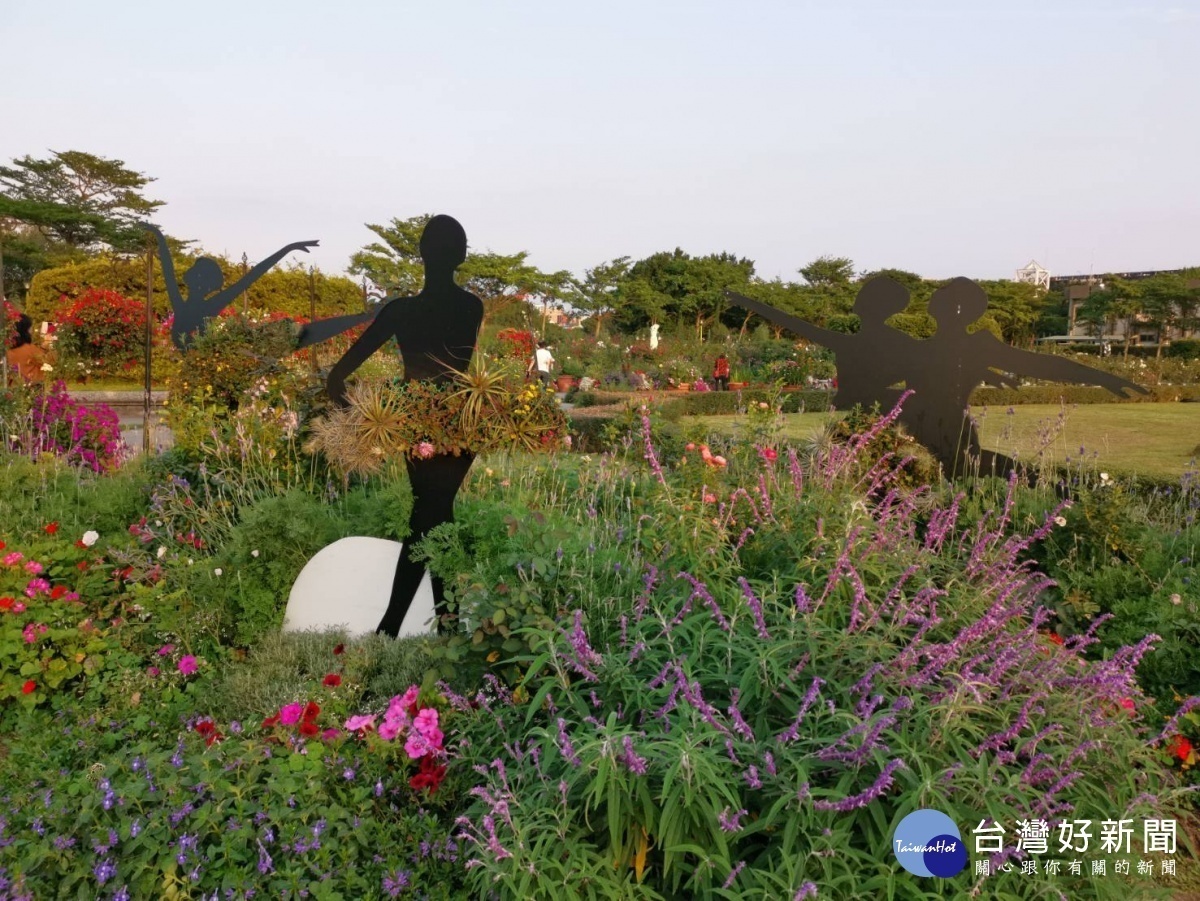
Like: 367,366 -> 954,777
975,280 -> 1047,346
347,214 -> 570,320
1140,273 -> 1199,358
798,255 -> 854,289
618,249 -> 755,339
0,150 -> 163,252
569,257 -> 631,337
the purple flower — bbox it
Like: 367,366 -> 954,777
794,883 -> 818,900
619,736 -> 647,775
556,718 -> 581,767
382,868 -> 412,897
718,807 -> 748,833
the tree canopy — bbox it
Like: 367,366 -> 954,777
347,214 -> 571,320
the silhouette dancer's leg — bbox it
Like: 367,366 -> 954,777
378,453 -> 475,637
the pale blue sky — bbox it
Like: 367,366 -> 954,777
3,0 -> 1197,283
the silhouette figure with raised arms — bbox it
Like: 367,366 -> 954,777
727,276 -> 917,410
144,224 -> 375,351
326,215 -> 483,637
728,277 -> 1146,478
901,278 -> 1145,477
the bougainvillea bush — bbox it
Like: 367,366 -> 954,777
54,287 -> 152,379
2,379 -> 126,473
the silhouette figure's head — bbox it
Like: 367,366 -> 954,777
852,276 -> 909,325
182,258 -> 225,298
419,215 -> 468,273
928,278 -> 988,332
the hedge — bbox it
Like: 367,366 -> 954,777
25,255 -> 366,326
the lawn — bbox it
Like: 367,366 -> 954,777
690,403 -> 1199,479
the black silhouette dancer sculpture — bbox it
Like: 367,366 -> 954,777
144,225 -> 375,351
728,277 -> 917,410
326,215 -> 483,637
727,277 -> 1145,478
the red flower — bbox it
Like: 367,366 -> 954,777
44,522 -> 59,535
409,755 -> 447,795
1047,632 -> 1064,646
0,596 -> 13,611
74,540 -> 87,549
322,674 -> 342,688
1118,698 -> 1136,713
262,714 -> 280,729
1169,734 -> 1193,761
22,680 -> 36,695
302,701 -> 321,722
194,719 -> 222,747
0,540 -> 6,550
50,585 -> 67,600
299,721 -> 320,738
333,643 -> 345,656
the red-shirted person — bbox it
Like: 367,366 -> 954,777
713,353 -> 730,391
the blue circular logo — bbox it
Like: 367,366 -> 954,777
892,809 -> 967,878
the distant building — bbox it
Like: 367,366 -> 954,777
1043,268 -> 1199,345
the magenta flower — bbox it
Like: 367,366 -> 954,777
415,441 -> 436,459
178,655 -> 198,676
23,560 -> 44,575
279,702 -> 304,725
3,552 -> 24,566
24,578 -> 50,597
157,644 -> 175,656
412,708 -> 443,747
147,666 -> 160,677
344,714 -> 377,733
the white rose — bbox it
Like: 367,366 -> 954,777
41,363 -> 53,372
213,568 -> 223,576
81,530 -> 100,547
157,547 -> 167,559
251,550 -> 259,558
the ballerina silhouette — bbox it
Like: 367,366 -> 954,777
728,277 -> 1146,478
143,224 -> 375,351
326,214 -> 483,637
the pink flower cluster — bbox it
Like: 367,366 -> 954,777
345,685 -> 445,761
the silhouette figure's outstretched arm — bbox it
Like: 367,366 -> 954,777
983,336 -> 1148,396
326,301 -> 403,406
725,291 -> 848,351
297,308 -> 380,350
204,240 -> 319,317
140,224 -> 185,315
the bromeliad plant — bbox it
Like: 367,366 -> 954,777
306,361 -> 570,477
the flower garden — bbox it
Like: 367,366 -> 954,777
1,309 -> 1199,900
